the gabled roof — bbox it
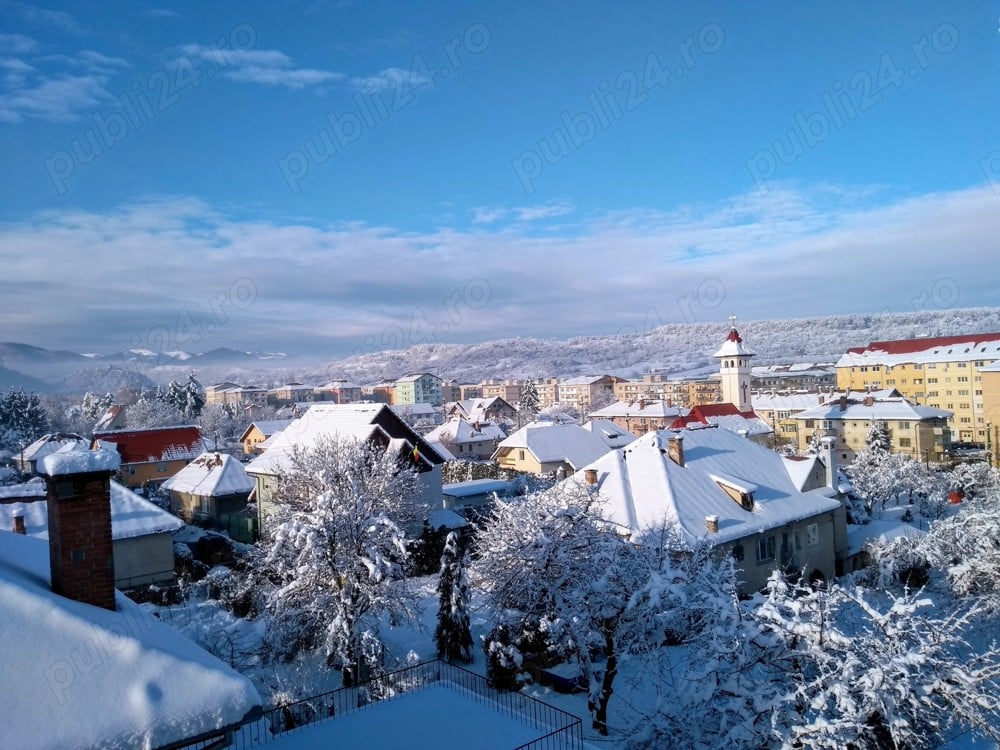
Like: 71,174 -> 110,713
568,429 -> 841,545
395,372 -> 442,384
425,417 -> 506,445
0,480 -> 183,540
93,426 -> 206,464
671,404 -> 772,436
751,393 -> 829,412
494,421 -> 611,469
245,403 -> 444,476
19,433 -> 88,463
559,375 -> 613,386
782,454 -> 823,493
161,453 -> 255,497
0,533 -> 261,750
238,419 -> 293,443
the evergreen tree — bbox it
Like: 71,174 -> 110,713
81,391 -> 114,421
518,381 -> 540,425
164,379 -> 185,414
865,420 -> 891,454
435,531 -> 474,663
0,388 -> 49,450
182,373 -> 205,419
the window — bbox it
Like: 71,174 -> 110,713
898,421 -> 910,430
518,449 -> 525,460
805,420 -> 815,429
807,523 -> 819,546
899,437 -> 912,447
756,536 -> 776,562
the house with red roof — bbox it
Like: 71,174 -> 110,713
669,403 -> 773,444
92,425 -> 206,487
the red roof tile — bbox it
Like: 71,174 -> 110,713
93,426 -> 205,464
847,333 -> 1000,356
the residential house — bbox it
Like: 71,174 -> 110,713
835,333 -> 1000,443
613,374 -> 670,403
568,427 -> 847,594
161,452 -> 255,535
557,375 -> 620,411
446,396 -> 518,424
751,392 -> 832,448
394,372 -> 444,406
587,399 -> 687,436
492,420 -> 612,476
93,404 -> 126,431
669,403 -> 773,445
13,432 -> 89,474
315,380 -> 363,404
981,361 -> 1000,464
792,393 -> 952,464
1,447 -> 261,750
525,378 -> 560,408
240,419 -> 293,455
245,403 -> 446,533
390,402 -> 443,430
425,417 -> 506,460
458,383 -> 483,400
0,473 -> 183,590
92,425 -> 206,487
440,379 -> 462,403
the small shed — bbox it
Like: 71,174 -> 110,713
161,453 -> 255,532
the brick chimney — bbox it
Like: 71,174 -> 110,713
12,509 -> 25,535
839,395 -> 847,412
863,396 -> 874,407
667,434 -> 685,467
38,448 -> 121,611
705,514 -> 719,533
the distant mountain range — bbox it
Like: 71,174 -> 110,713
4,306 -> 1000,396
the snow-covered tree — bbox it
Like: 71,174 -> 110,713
164,379 -> 186,414
258,435 -> 421,685
124,393 -> 185,429
476,485 -> 669,735
198,403 -> 245,443
182,373 -> 205,419
758,574 -> 1000,749
81,391 -> 114,420
865,420 -> 891,454
0,388 -> 49,451
517,380 -> 540,425
434,531 -> 473,663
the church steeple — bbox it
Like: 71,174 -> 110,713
713,316 -> 755,412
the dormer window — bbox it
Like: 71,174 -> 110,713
710,472 -> 758,512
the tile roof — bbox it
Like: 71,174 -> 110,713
93,426 -> 206,464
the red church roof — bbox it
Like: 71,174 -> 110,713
847,333 -> 1000,356
93,426 -> 206,464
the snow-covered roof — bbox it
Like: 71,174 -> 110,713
751,393 -> 829,412
567,428 -> 842,546
846,519 -> 927,556
713,326 -> 756,358
0,533 -> 261,750
495,421 -> 611,469
245,403 -> 442,476
18,433 -> 88,462
390,403 -> 439,416
39,445 -> 121,476
559,375 -> 610,386
0,479 -> 182,540
836,334 -> 1000,368
395,372 -> 441,383
582,419 -> 636,449
161,453 -> 255,497
240,419 -> 293,442
793,398 -> 952,422
672,404 -> 772,436
588,400 -> 687,419
427,508 -> 470,530
93,426 -> 206,464
782,455 -> 823,492
425,417 -> 506,445
442,478 -> 515,498
427,440 -> 456,461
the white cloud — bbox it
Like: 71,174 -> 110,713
471,206 -> 508,224
1,184 -> 997,356
179,45 -> 343,90
349,66 -> 431,93
0,34 -> 39,54
513,200 -> 575,222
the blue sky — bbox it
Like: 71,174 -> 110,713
1,1 -> 999,359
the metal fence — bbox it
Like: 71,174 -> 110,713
172,659 -> 582,750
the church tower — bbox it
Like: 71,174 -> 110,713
713,316 -> 755,412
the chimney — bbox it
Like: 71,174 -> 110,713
12,509 -> 25,535
584,468 -> 598,485
821,436 -> 837,491
863,396 -> 874,407
839,395 -> 847,412
667,434 -> 685,467
38,448 -> 121,611
705,514 -> 719,533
